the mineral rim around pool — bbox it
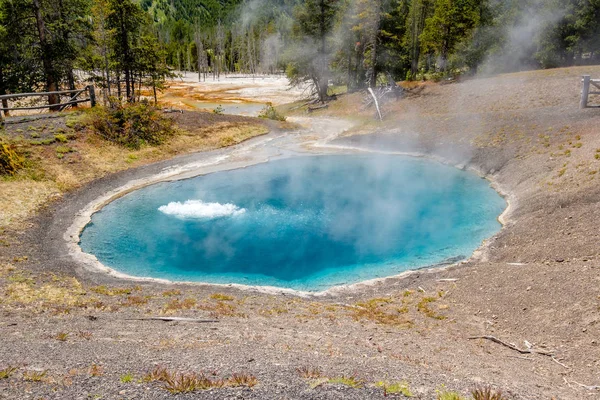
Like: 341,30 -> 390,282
79,155 -> 506,291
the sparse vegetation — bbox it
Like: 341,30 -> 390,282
54,134 -> 69,143
437,387 -> 468,400
55,332 -> 69,341
376,380 -> 413,397
417,297 -> 446,320
210,293 -> 234,301
142,366 -> 257,393
89,364 -> 104,377
163,297 -> 197,312
23,370 -> 47,382
0,366 -> 18,379
326,376 -> 363,388
90,285 -> 140,296
472,387 -> 509,400
120,373 -> 135,383
0,142 -> 23,175
352,298 -> 413,327
258,103 -> 286,121
296,365 -> 322,379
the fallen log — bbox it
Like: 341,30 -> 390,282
126,317 -> 219,323
307,104 -> 328,113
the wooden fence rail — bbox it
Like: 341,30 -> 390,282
580,75 -> 600,109
0,85 -> 96,123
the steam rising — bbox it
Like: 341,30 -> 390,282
158,200 -> 246,220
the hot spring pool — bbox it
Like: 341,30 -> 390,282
79,155 -> 506,291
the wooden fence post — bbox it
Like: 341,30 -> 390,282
581,75 -> 591,109
88,85 -> 97,107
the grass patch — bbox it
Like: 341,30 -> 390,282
472,387 -> 509,400
327,376 -> 363,388
90,285 -> 140,296
0,366 -> 18,379
89,364 -> 104,377
352,298 -> 413,327
209,293 -> 234,301
163,297 -> 197,312
437,387 -> 468,400
55,332 -> 69,341
143,366 -> 257,393
198,300 -> 245,318
120,373 -> 135,383
54,134 -> 69,143
0,142 -> 23,175
376,381 -> 413,396
120,295 -> 149,307
296,365 -> 322,379
23,370 -> 47,382
417,297 -> 446,320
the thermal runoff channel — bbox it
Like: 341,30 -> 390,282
80,155 -> 506,291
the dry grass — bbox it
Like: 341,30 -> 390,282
23,370 -> 48,382
472,387 -> 509,400
163,297 -> 197,312
296,365 -> 322,379
209,293 -> 234,301
0,366 -> 18,379
142,366 -> 257,393
0,112 -> 268,231
89,364 -> 104,377
351,298 -> 413,327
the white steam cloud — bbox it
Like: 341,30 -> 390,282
158,200 -> 246,220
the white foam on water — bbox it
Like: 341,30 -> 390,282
158,200 -> 246,219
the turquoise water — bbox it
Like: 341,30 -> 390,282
79,155 -> 505,291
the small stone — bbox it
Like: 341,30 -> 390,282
526,286 -> 532,291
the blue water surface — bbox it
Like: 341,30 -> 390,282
80,155 -> 506,291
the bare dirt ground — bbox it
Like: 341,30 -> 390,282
2,67 -> 600,399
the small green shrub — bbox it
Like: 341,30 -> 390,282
437,387 -> 467,400
213,105 -> 224,115
120,373 -> 134,383
327,376 -> 363,388
0,143 -> 23,175
87,102 -> 175,150
258,103 -> 286,121
56,146 -> 73,155
0,366 -> 18,379
54,134 -> 68,143
377,381 -> 413,396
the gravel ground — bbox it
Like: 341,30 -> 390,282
2,66 -> 600,399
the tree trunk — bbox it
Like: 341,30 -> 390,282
117,72 -> 122,100
0,65 -> 10,117
58,0 -> 76,92
33,0 -> 60,109
118,6 -> 132,102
